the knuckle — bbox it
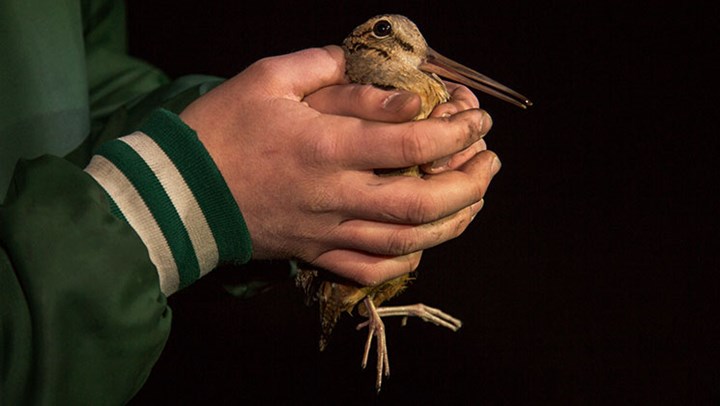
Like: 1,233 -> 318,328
407,252 -> 422,272
247,56 -> 284,86
466,111 -> 485,139
340,260 -> 382,286
305,46 -> 333,60
405,193 -> 441,223
401,125 -> 434,165
451,210 -> 473,237
453,85 -> 480,109
353,84 -> 376,103
456,109 -> 491,144
306,133 -> 337,164
249,56 -> 278,75
303,183 -> 339,213
346,85 -> 378,114
355,253 -> 419,286
386,229 -> 419,256
354,268 -> 380,286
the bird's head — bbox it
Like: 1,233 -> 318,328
343,14 -> 532,109
343,14 -> 430,78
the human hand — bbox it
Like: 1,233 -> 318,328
179,46 -> 499,286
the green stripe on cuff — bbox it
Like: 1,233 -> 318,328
96,140 -> 201,289
140,109 -> 252,264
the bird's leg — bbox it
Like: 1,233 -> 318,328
356,297 -> 390,392
375,303 -> 463,331
355,301 -> 463,391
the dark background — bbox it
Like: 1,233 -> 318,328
126,1 -> 714,404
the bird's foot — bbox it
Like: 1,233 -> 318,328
356,297 -> 390,392
355,301 -> 463,392
374,302 -> 463,331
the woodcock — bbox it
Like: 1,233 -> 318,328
296,14 -> 532,391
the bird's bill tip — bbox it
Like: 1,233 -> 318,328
421,47 -> 532,109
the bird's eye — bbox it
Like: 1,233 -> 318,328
372,20 -> 392,38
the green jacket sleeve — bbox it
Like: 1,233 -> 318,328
0,156 -> 170,404
0,0 -> 252,404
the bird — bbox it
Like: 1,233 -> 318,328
296,14 -> 531,392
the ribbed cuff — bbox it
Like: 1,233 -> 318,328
84,109 -> 252,295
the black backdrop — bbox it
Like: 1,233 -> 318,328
125,1 -> 713,404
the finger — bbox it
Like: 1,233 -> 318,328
422,138 -> 488,174
312,250 -> 423,286
430,82 -> 481,118
321,108 -> 491,170
304,84 -> 421,123
331,200 -> 484,256
422,83 -> 488,172
338,150 -> 500,224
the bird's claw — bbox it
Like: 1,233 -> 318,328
357,297 -> 390,392
356,300 -> 462,392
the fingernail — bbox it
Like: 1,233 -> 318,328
470,199 -> 484,221
480,112 -> 493,136
383,92 -> 415,112
428,156 -> 451,172
491,156 -> 502,175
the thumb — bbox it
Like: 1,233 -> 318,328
248,46 -> 349,100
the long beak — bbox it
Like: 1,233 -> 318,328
420,47 -> 532,109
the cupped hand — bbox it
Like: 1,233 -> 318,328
180,45 -> 499,286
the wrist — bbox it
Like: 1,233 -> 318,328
84,109 -> 252,295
